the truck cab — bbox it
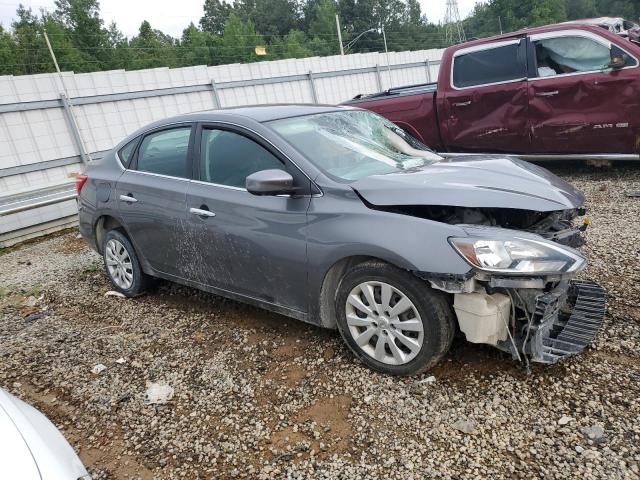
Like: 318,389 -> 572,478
348,22 -> 640,160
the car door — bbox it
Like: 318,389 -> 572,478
115,124 -> 194,276
183,124 -> 311,313
441,38 -> 530,153
527,29 -> 640,154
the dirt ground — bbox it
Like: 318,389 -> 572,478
0,164 -> 639,479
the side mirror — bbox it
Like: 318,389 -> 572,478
608,54 -> 626,70
246,169 -> 295,196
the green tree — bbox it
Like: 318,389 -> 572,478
0,25 -> 19,75
129,20 -> 178,70
54,0 -> 109,66
464,0 -> 567,38
307,0 -> 340,54
565,0 -> 598,19
309,0 -> 337,38
200,0 -> 232,35
234,0 -> 300,37
180,23 -> 220,66
405,0 -> 423,26
595,0 -> 637,19
12,5 -> 48,74
219,12 -> 264,63
42,12 -> 96,72
104,21 -> 131,70
278,30 -> 314,58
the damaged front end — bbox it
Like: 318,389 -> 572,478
417,221 -> 605,367
351,155 -> 604,366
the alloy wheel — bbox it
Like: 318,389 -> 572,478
105,238 -> 134,290
345,281 -> 424,365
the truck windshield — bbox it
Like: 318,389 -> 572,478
269,110 -> 442,181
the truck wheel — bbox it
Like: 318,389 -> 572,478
335,260 -> 455,376
102,229 -> 151,297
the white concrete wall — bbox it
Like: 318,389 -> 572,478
0,48 -> 444,245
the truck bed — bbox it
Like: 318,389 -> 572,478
347,82 -> 438,102
344,82 -> 442,149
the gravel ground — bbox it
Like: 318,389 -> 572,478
1,165 -> 639,479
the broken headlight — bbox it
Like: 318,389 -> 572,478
449,236 -> 586,274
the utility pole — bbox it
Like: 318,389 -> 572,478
336,14 -> 344,55
444,0 -> 466,45
44,31 -> 92,164
382,25 -> 392,85
498,16 -> 503,34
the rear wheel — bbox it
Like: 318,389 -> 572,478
335,260 -> 455,376
102,229 -> 151,296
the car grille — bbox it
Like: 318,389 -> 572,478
537,280 -> 606,363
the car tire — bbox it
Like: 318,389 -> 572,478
102,229 -> 151,297
335,260 -> 455,376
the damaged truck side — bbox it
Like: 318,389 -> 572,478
78,106 -> 605,376
346,22 -> 640,162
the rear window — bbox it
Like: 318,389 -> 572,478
453,42 -> 526,88
118,138 -> 138,168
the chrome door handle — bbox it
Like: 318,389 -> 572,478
119,194 -> 137,203
536,90 -> 559,97
189,207 -> 216,218
453,101 -> 471,107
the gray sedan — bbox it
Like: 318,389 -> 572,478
78,105 -> 604,375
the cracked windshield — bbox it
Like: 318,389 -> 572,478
270,110 -> 441,181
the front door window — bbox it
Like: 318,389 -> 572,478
200,129 -> 284,188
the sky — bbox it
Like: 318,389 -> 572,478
0,0 -> 482,38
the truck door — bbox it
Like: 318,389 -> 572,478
527,29 -> 640,154
442,39 -> 529,154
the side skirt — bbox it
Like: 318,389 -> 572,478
146,269 -> 316,326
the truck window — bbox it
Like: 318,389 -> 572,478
452,42 -> 525,89
533,35 -> 638,77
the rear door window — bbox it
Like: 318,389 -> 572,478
135,127 -> 192,178
452,41 -> 526,88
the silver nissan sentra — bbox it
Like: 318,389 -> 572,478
77,105 -> 604,375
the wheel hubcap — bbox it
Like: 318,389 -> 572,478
345,281 -> 424,365
105,239 -> 134,290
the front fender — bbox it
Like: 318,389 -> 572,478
306,189 -> 472,322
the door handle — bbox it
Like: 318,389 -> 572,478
189,207 -> 216,218
119,194 -> 137,203
452,100 -> 472,107
535,90 -> 559,97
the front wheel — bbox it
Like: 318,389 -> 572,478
335,260 -> 455,376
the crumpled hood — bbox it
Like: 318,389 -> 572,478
352,156 -> 585,211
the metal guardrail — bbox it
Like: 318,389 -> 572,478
0,183 -> 77,217
0,192 -> 77,217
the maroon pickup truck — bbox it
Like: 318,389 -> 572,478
347,22 -> 640,161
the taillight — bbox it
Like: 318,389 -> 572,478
76,174 -> 88,195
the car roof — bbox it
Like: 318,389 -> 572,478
170,104 -> 352,124
216,104 -> 352,122
115,104 -> 358,150
447,22 -> 611,53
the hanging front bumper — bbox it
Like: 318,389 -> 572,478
529,280 -> 606,364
